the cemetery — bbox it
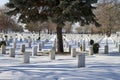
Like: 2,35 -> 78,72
0,0 -> 120,80
0,33 -> 120,80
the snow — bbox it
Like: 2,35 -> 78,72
0,34 -> 120,80
0,53 -> 120,80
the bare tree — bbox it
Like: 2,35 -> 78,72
94,0 -> 120,36
48,21 -> 57,34
63,21 -> 72,33
0,7 -> 21,33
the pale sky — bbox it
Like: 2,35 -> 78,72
0,0 -> 8,7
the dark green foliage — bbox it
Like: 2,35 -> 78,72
90,39 -> 94,45
0,41 -> 7,47
4,35 -> 8,38
37,36 -> 40,40
93,43 -> 99,54
80,45 -> 82,51
5,0 -> 99,26
28,36 -> 30,38
90,0 -> 98,3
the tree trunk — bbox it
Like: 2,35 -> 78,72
47,29 -> 50,34
38,30 -> 41,37
0,29 -> 1,33
50,30 -> 52,34
56,26 -> 64,53
106,30 -> 111,37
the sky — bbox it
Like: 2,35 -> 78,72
0,0 -> 8,7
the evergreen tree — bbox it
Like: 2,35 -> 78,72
6,0 -> 99,53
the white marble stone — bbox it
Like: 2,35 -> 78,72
38,43 -> 42,51
89,45 -> 93,55
28,41 -> 31,48
32,46 -> 38,56
71,48 -> 76,57
23,52 -> 30,63
12,42 -> 16,49
77,53 -> 85,68
49,47 -> 55,60
69,45 -> 71,53
119,44 -> 120,53
9,48 -> 15,57
21,44 -> 25,53
1,45 -> 6,54
104,45 -> 108,54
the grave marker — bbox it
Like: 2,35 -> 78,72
78,53 -> 85,68
9,48 -> 15,57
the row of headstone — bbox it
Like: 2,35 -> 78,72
1,33 -> 52,43
89,44 -> 109,55
70,42 -> 120,68
5,36 -> 40,50
89,44 -> 120,54
1,33 -> 120,68
2,34 -> 102,53
3,41 -> 119,68
1,41 -> 84,68
1,34 -> 119,53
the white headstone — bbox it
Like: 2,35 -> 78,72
9,48 -> 15,57
14,38 -> 17,43
66,42 -> 69,48
49,47 -> 55,60
1,45 -> 6,54
77,53 -> 85,68
52,41 -> 56,52
82,41 -> 85,51
32,38 -> 35,44
104,45 -> 108,54
20,38 -> 22,42
69,45 -> 71,53
89,45 -> 93,55
32,46 -> 38,56
7,40 -> 10,46
28,37 -> 31,42
38,43 -> 42,51
21,44 -> 25,53
118,44 -> 120,53
71,48 -> 76,57
116,42 -> 118,48
23,52 -> 30,63
41,41 -> 44,47
12,42 -> 16,49
9,36 -> 13,43
28,41 -> 31,48
12,38 -> 17,49
78,42 -> 80,47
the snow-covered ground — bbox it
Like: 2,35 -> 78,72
0,34 -> 120,80
0,52 -> 120,80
